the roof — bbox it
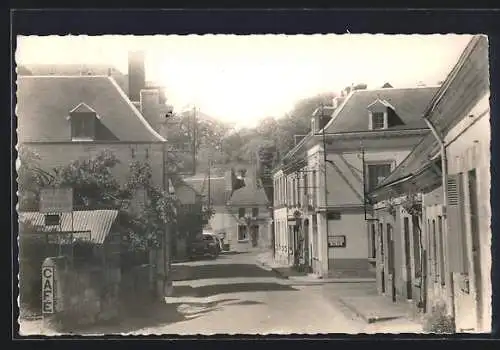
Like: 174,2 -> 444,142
16,76 -> 165,143
183,176 -> 230,207
228,177 -> 269,207
374,132 -> 440,189
324,86 -> 440,133
19,210 -> 119,244
22,63 -> 124,76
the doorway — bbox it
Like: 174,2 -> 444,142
379,222 -> 385,294
303,219 -> 310,269
403,217 -> 413,300
312,215 -> 319,273
387,222 -> 396,302
468,169 -> 483,329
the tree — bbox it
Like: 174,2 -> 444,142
17,149 -> 179,252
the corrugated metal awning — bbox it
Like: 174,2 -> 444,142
18,210 -> 119,244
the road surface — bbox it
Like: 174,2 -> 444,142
19,251 -> 422,335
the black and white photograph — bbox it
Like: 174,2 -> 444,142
15,33 -> 491,335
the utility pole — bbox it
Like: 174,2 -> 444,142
207,157 -> 211,214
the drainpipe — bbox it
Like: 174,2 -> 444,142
422,116 -> 454,319
321,107 -> 330,276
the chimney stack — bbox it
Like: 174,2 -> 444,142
128,51 -> 146,102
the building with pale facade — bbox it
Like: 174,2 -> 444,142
272,83 -> 439,278
369,35 -> 490,332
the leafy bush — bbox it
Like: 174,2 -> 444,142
423,303 -> 456,333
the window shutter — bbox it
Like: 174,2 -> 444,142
446,173 -> 468,273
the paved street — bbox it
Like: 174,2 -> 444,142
19,251 -> 423,335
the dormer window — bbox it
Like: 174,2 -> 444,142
68,103 -> 98,141
367,98 -> 402,130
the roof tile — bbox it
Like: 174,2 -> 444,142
16,76 -> 165,143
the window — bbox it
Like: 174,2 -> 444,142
367,163 -> 392,191
237,225 -> 248,241
252,207 -> 259,218
312,170 -> 317,206
71,114 -> 95,140
372,112 -> 385,130
238,208 -> 245,218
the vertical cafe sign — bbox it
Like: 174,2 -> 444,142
42,266 -> 54,314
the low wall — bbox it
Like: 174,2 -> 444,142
42,256 -> 121,331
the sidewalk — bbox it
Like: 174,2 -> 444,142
255,252 -> 376,284
323,282 -> 423,330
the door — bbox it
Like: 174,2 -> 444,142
468,169 -> 483,329
387,223 -> 396,302
312,215 -> 319,273
379,222 -> 385,294
403,217 -> 413,300
250,225 -> 259,247
303,219 -> 310,269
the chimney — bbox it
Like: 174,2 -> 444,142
128,51 -> 146,102
311,106 -> 332,133
140,89 -> 161,132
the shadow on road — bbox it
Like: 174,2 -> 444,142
72,297 -> 265,335
171,263 -> 277,281
172,282 -> 298,298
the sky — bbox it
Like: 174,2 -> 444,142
16,34 -> 474,128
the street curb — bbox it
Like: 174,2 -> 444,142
289,277 -> 377,284
336,297 -> 403,324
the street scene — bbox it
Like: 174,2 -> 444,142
15,34 -> 491,336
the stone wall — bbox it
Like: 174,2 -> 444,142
42,256 -> 121,331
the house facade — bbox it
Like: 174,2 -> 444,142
185,170 -> 270,252
369,35 -> 491,332
16,52 -> 175,298
273,85 -> 439,278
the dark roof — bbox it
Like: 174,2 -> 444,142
374,132 -> 440,189
19,210 -> 118,245
324,86 -> 439,133
183,176 -> 230,207
228,177 -> 269,207
16,76 -> 165,143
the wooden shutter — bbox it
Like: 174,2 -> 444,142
446,173 -> 468,273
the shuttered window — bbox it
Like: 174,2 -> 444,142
446,173 -> 468,273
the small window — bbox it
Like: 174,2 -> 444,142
252,207 -> 259,217
238,225 -> 248,241
372,112 -> 385,130
71,114 -> 95,140
238,208 -> 246,218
